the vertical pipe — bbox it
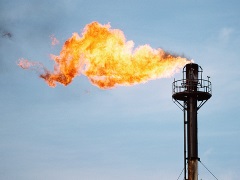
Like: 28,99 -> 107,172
183,102 -> 187,180
185,63 -> 199,180
188,159 -> 198,180
187,96 -> 198,180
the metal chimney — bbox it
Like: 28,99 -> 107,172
172,63 -> 212,180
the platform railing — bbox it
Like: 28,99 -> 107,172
172,79 -> 212,95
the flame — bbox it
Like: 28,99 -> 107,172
50,34 -> 59,46
18,21 -> 191,89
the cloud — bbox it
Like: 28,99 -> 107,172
218,27 -> 234,43
203,148 -> 213,157
1,31 -> 12,38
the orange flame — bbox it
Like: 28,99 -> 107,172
18,21 -> 192,89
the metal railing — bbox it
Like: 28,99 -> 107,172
172,78 -> 212,95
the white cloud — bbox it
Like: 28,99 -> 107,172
203,147 -> 213,158
218,27 -> 234,43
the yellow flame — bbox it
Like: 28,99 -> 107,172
18,21 -> 191,89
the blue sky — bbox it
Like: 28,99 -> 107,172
0,0 -> 240,179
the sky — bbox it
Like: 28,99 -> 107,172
0,0 -> 240,179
